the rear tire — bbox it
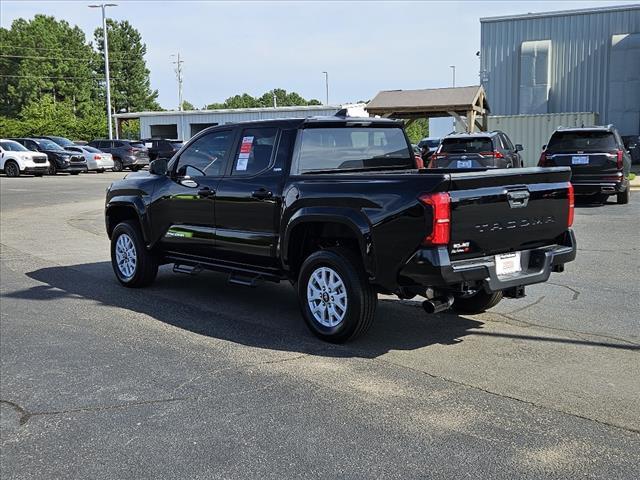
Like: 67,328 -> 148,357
112,158 -> 123,172
111,221 -> 158,288
4,160 -> 20,177
298,247 -> 377,343
130,165 -> 142,172
617,187 -> 630,205
453,290 -> 503,314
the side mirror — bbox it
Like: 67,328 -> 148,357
515,144 -> 523,152
542,144 -> 547,150
149,158 -> 168,175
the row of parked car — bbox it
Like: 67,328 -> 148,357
414,125 -> 635,204
0,135 -> 184,177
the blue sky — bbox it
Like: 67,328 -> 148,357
1,0 -> 630,109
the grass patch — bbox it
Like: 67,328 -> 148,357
629,173 -> 636,181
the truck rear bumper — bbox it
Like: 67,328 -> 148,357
399,230 -> 576,292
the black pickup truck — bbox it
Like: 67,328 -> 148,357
105,116 -> 576,342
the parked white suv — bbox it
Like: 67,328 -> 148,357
0,139 -> 50,177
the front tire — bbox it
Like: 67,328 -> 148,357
617,187 -> 630,205
298,247 -> 377,343
453,290 -> 503,314
4,160 -> 20,177
111,221 -> 158,288
48,162 -> 57,175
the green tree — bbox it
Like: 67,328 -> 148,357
0,15 -> 98,117
205,89 -> 322,110
181,100 -> 196,111
94,19 -> 159,113
405,118 -> 429,144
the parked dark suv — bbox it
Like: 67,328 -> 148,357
142,138 -> 183,160
539,126 -> 631,204
429,131 -> 523,169
9,137 -> 87,175
88,139 -> 149,172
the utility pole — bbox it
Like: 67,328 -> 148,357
172,53 -> 184,111
272,90 -> 277,108
449,65 -> 456,88
89,3 -> 117,139
322,71 -> 329,105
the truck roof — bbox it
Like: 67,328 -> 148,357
207,116 -> 402,130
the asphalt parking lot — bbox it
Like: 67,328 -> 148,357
1,172 -> 639,479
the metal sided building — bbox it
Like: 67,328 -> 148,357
114,105 -> 341,141
480,4 -> 640,136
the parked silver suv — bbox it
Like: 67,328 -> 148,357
88,139 -> 149,172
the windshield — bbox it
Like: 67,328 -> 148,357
1,140 -> 29,152
547,131 -> 617,152
297,127 -> 413,173
48,136 -> 75,147
440,137 -> 493,154
37,139 -> 64,150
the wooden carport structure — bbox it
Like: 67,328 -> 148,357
366,85 -> 490,132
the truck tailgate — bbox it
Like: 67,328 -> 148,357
447,167 -> 572,260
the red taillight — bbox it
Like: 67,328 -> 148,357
567,183 -> 575,227
419,192 -> 451,245
95,155 -> 101,160
479,151 -> 504,159
616,149 -> 623,169
538,152 -> 548,167
414,154 -> 424,169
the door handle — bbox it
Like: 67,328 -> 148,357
251,189 -> 273,200
198,187 -> 215,198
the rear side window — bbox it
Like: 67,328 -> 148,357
232,128 -> 278,176
296,127 -> 412,173
547,131 -> 617,152
440,137 -> 493,154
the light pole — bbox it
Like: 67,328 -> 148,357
322,71 -> 329,105
89,3 -> 117,139
171,53 -> 184,111
449,65 -> 456,88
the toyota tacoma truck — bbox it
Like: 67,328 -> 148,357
105,116 -> 577,343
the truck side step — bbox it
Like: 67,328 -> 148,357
173,263 -> 203,275
227,272 -> 262,288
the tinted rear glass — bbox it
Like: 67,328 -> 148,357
297,127 -> 412,173
547,131 -> 617,152
440,137 -> 493,154
129,142 -> 145,148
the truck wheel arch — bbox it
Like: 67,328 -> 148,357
283,210 -> 375,279
105,198 -> 151,245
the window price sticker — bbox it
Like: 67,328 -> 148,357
236,152 -> 249,171
240,136 -> 254,154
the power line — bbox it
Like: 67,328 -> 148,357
0,74 -> 123,80
0,54 -> 138,63
0,45 -> 140,60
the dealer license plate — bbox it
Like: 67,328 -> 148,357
572,156 -> 589,165
495,252 -> 522,276
457,160 -> 472,168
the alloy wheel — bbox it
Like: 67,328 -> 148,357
115,233 -> 137,279
306,266 -> 348,327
